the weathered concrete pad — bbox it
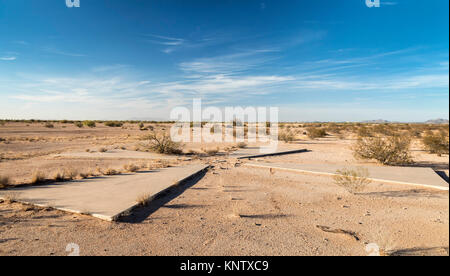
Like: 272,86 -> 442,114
230,147 -> 308,159
53,149 -> 177,160
244,162 -> 449,191
0,164 -> 209,221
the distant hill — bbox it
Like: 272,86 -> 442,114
361,119 -> 390,124
424,119 -> 449,124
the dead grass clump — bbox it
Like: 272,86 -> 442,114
353,135 -> 413,166
31,170 -> 46,184
333,167 -> 371,194
123,163 -> 140,173
52,170 -> 65,181
103,168 -> 119,176
136,193 -> 153,206
306,127 -> 327,139
141,132 -> 182,155
0,175 -> 10,188
64,168 -> 78,180
422,133 -> 449,156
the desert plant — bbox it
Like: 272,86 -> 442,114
306,127 -> 327,139
99,147 -> 108,153
0,175 -> 10,188
333,167 -> 371,194
103,168 -> 119,175
136,193 -> 152,206
141,132 -> 182,154
353,135 -> 413,165
123,163 -> 139,173
104,121 -> 123,127
422,133 -> 449,156
52,170 -> 65,181
74,121 -> 83,128
237,142 -> 247,148
83,120 -> 96,128
44,123 -> 54,128
279,130 -> 295,143
31,170 -> 46,184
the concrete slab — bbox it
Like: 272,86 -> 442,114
230,147 -> 308,159
244,162 -> 449,191
0,164 -> 209,221
53,149 -> 177,160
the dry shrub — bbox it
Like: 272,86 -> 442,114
52,170 -> 65,181
44,123 -> 54,128
123,163 -> 140,172
306,127 -> 327,139
422,133 -> 449,156
333,167 -> 371,194
104,121 -> 123,127
0,175 -> 10,188
31,170 -> 46,184
136,193 -> 153,206
141,132 -> 182,154
279,130 -> 295,143
63,168 -> 78,180
74,121 -> 83,128
236,142 -> 247,149
99,147 -> 108,153
103,168 -> 119,175
353,135 -> 413,165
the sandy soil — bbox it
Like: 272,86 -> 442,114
0,122 -> 448,256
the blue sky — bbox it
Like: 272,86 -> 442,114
0,0 -> 448,122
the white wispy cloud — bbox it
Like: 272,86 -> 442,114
43,47 -> 86,57
0,56 -> 17,61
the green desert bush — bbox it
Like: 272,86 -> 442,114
353,135 -> 413,165
141,132 -> 182,154
333,167 -> 371,194
306,127 -> 327,139
104,121 -> 123,127
83,120 -> 96,128
422,133 -> 449,156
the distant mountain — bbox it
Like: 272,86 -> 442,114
361,119 -> 390,124
424,119 -> 449,124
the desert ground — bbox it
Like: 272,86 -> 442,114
0,121 -> 448,256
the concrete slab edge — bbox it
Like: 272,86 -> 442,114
244,163 -> 449,191
0,165 -> 211,222
236,149 -> 308,160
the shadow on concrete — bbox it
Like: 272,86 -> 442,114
119,169 -> 208,224
359,189 -> 447,199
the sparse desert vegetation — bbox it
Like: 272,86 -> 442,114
353,135 -> 413,165
333,167 -> 371,194
141,132 -> 182,155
